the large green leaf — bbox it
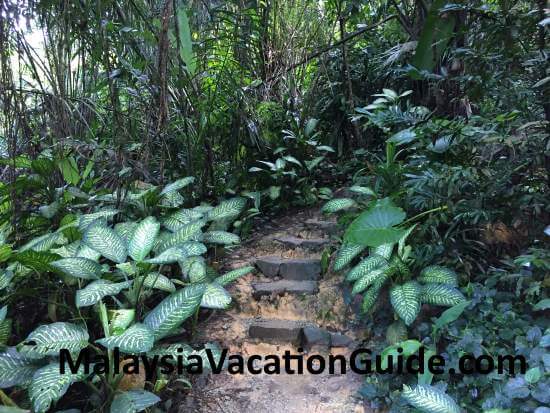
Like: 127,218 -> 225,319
144,283 -> 206,339
184,256 -> 207,283
160,177 -> 194,196
352,268 -> 388,295
76,280 -> 133,308
421,283 -> 466,307
14,251 -> 60,272
390,282 -> 421,326
19,322 -> 89,357
96,323 -> 154,354
162,209 -> 203,232
344,202 -> 407,247
0,270 -> 14,290
109,309 -> 135,336
57,157 -> 80,186
200,284 -> 231,309
349,186 -> 376,196
0,348 -> 39,388
140,273 -> 176,293
145,247 -> 188,265
321,198 -> 356,214
128,217 -> 160,261
402,384 -> 461,413
418,266 -> 458,287
78,209 -> 119,232
346,254 -> 388,282
214,266 -> 254,287
206,197 -> 246,222
156,221 -> 205,252
29,362 -> 89,413
380,340 -> 422,370
433,300 -> 471,332
114,222 -> 138,245
176,7 -> 196,75
369,243 -> 394,259
110,390 -> 161,413
334,243 -> 366,271
202,231 -> 240,245
51,257 -> 102,280
83,224 -> 127,263
19,232 -> 64,252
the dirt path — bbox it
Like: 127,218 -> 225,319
180,208 -> 370,413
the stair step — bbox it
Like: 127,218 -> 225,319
252,280 -> 318,299
304,219 -> 338,234
274,236 -> 329,250
255,256 -> 321,280
248,318 -> 308,343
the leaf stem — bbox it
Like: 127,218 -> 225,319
401,205 -> 448,226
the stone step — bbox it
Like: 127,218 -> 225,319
273,236 -> 330,250
304,218 -> 339,235
248,318 -> 308,344
252,280 -> 318,299
255,256 -> 321,281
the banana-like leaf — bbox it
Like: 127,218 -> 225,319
19,322 -> 89,358
96,323 -> 154,354
160,177 -> 194,196
110,390 -> 161,413
0,347 -> 39,388
322,198 -> 356,213
200,284 -> 231,309
214,266 -> 254,286
346,254 -> 388,282
77,243 -> 102,261
162,209 -> 203,232
51,257 -> 102,280
369,243 -> 394,259
334,243 -> 366,271
421,283 -> 466,307
418,266 -> 458,287
390,281 -> 421,326
157,221 -> 205,252
29,362 -> 90,413
402,384 -> 461,413
109,309 -> 135,336
128,217 -> 160,261
114,222 -> 138,245
144,283 -> 206,339
140,273 -> 176,293
352,268 -> 388,295
206,197 -> 246,222
83,224 -> 127,264
76,280 -> 133,308
78,209 -> 118,232
19,232 -> 64,252
202,231 -> 240,245
146,247 -> 188,265
14,251 -> 60,272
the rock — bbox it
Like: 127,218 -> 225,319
303,326 -> 331,348
329,332 -> 353,348
252,280 -> 318,299
304,219 -> 339,235
248,319 -> 306,343
255,256 -> 321,280
274,236 -> 329,250
279,258 -> 321,281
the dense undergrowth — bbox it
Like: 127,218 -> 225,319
0,0 -> 549,412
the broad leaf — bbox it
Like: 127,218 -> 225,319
421,283 -> 466,307
202,231 -> 240,245
97,323 -> 154,354
206,197 -> 246,222
346,254 -> 388,282
51,257 -> 102,280
160,177 -> 194,196
109,309 -> 135,336
200,284 -> 231,309
140,273 -> 176,293
157,221 -> 205,252
419,266 -> 458,287
110,390 -> 161,413
322,198 -> 356,214
214,266 -> 254,286
76,280 -> 133,308
0,348 -> 39,388
78,209 -> 118,232
19,322 -> 89,357
128,217 -> 160,261
390,282 -> 421,326
334,243 -> 366,271
402,384 -> 461,413
83,225 -> 127,264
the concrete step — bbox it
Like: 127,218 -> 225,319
273,236 -> 330,250
248,318 -> 308,344
255,256 -> 321,281
252,280 -> 318,299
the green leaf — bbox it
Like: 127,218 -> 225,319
390,282 -> 421,326
388,129 -> 417,145
352,268 -> 388,295
20,232 -> 64,252
145,247 -> 188,265
206,197 -> 246,222
380,340 -> 422,370
334,243 -> 366,271
30,362 -> 89,413
76,280 -> 133,308
78,209 -> 119,232
144,283 -> 206,339
344,202 -> 406,247
128,217 -> 160,261
157,221 -> 205,252
421,283 -> 466,307
51,257 -> 102,280
525,367 -> 542,384
176,7 -> 196,75
184,256 -> 207,283
401,384 -> 461,413
0,270 -> 14,290
369,243 -> 394,259
214,266 -> 254,287
162,209 -> 203,232
346,254 -> 388,282
83,224 -> 127,264
58,157 -> 80,185
19,322 -> 88,357
0,318 -> 11,346
140,273 -> 176,293
0,347 -> 39,388
114,222 -> 138,245
110,390 -> 161,413
200,284 -> 232,309
361,285 -> 381,314
321,198 -> 357,214
433,300 -> 470,331
202,231 -> 240,245
533,298 -> 550,311
386,320 -> 408,345
418,348 -> 437,385
349,186 -> 376,196
14,250 -> 61,272
97,323 -> 154,354
109,309 -> 135,336
0,244 -> 12,263
160,177 -> 194,196
419,266 -> 458,287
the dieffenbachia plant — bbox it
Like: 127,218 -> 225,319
323,189 -> 465,327
0,178 -> 254,412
